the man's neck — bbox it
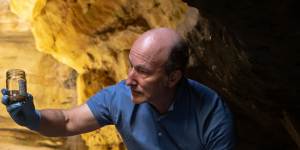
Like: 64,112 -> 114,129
149,87 -> 176,114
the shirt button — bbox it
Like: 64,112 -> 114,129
158,132 -> 162,136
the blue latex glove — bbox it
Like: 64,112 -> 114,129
1,89 -> 41,131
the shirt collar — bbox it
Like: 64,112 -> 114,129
168,102 -> 175,111
167,77 -> 188,112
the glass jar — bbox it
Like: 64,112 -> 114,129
6,69 -> 27,104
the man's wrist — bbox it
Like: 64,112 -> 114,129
27,110 -> 41,131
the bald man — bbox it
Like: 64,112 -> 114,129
2,28 -> 235,150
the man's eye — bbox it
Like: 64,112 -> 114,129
136,68 -> 148,74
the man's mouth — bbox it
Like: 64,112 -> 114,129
131,90 -> 142,96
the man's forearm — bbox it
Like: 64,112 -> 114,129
37,109 -> 71,137
35,104 -> 100,137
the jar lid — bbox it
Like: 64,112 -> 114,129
6,69 -> 26,78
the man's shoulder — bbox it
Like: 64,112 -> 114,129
87,80 -> 132,110
185,78 -> 218,97
102,80 -> 130,93
184,78 -> 225,111
89,80 -> 131,104
185,79 -> 235,149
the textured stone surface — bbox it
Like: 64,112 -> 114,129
0,1 -> 86,149
0,32 -> 84,149
183,0 -> 300,149
0,0 -> 29,32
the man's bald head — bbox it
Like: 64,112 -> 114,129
127,28 -> 189,104
130,28 -> 189,74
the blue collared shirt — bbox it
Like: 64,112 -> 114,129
87,78 -> 235,150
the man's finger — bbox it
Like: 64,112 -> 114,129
2,95 -> 9,105
7,102 -> 22,112
1,89 -> 8,95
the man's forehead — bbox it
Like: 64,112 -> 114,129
129,48 -> 157,66
131,43 -> 170,65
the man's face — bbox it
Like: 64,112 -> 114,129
125,48 -> 169,104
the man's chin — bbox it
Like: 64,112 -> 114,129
131,95 -> 147,104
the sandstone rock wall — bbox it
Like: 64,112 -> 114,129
0,0 -> 29,32
0,13 -> 83,150
0,0 -> 86,149
184,0 -> 300,149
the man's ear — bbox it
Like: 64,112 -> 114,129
167,70 -> 182,88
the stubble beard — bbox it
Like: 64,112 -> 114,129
130,90 -> 147,104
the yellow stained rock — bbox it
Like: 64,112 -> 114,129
10,0 -> 46,20
0,0 -> 30,32
0,31 -> 78,149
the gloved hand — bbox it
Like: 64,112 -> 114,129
1,89 -> 41,131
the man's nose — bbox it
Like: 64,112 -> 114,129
126,68 -> 137,86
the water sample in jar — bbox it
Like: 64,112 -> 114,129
6,69 -> 27,104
